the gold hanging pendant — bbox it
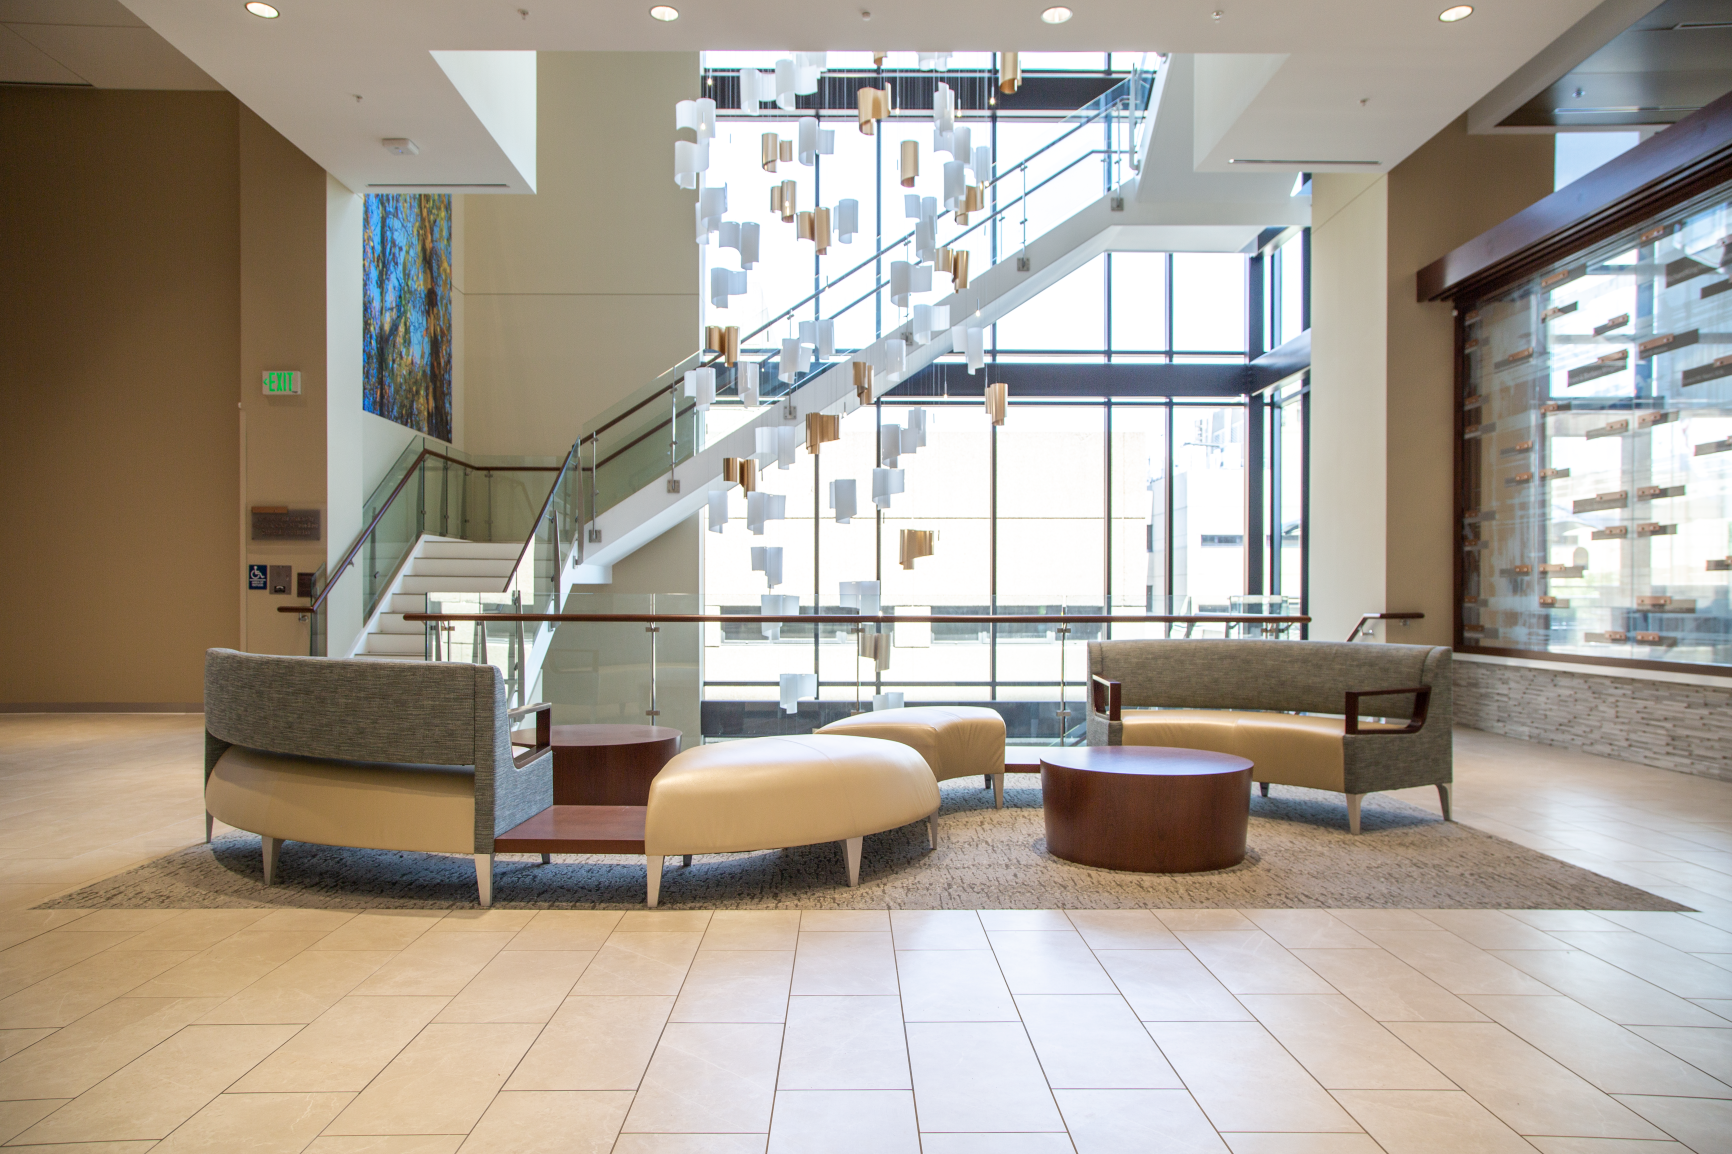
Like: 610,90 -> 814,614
806,412 -> 840,455
900,140 -> 919,188
999,51 -> 1021,94
761,132 -> 780,173
723,457 -> 758,493
985,381 -> 1008,425
853,360 -> 874,405
899,529 -> 937,569
797,210 -> 816,241
814,206 -> 832,254
720,325 -> 739,365
780,180 -> 797,222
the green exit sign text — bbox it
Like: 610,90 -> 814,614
262,370 -> 301,395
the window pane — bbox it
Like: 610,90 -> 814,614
995,255 -> 1105,352
1109,403 -> 1167,613
1172,405 -> 1245,612
1110,252 -> 1167,353
1171,252 -> 1245,353
1278,234 -> 1305,343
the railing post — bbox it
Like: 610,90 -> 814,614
646,625 -> 661,721
1056,621 -> 1072,744
476,619 -> 487,668
513,590 -> 527,707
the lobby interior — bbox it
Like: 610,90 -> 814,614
4,1 -> 1732,1151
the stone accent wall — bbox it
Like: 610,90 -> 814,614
1456,660 -> 1732,783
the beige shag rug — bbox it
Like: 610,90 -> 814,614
38,779 -> 1684,912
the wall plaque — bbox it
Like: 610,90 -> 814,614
251,506 -> 321,542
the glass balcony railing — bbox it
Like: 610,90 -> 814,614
570,71 -> 1156,545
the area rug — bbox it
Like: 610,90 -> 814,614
38,781 -> 1685,912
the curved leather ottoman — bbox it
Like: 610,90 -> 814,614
816,706 -> 1009,807
643,733 -> 941,906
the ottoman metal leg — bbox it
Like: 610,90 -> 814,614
1259,782 -> 1270,798
646,855 -> 665,907
205,812 -> 214,844
926,811 -> 939,850
683,855 -> 693,867
540,853 -> 551,864
844,836 -> 863,887
992,773 -> 1004,809
262,837 -> 282,886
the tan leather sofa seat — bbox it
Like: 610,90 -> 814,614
815,705 -> 1008,805
207,746 -> 477,854
645,734 -> 939,856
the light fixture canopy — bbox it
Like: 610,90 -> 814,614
1041,5 -> 1073,22
245,1 -> 279,17
1439,5 -> 1472,21
649,4 -> 679,20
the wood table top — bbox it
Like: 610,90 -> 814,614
1039,745 -> 1252,777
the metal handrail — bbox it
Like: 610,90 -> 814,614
405,613 -> 1311,626
1346,612 -> 1425,643
279,449 -> 560,616
502,445 -> 576,594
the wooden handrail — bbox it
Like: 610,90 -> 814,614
503,447 -> 576,593
281,448 -> 561,616
284,609 -> 1313,623
1345,612 -> 1425,643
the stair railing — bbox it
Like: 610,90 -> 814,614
571,75 -> 1155,550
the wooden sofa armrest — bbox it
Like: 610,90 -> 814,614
1344,687 -> 1431,736
1091,676 -> 1122,722
508,702 -> 553,769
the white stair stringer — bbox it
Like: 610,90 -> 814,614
570,169 -> 1301,583
351,536 -> 522,661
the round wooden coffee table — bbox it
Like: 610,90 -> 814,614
543,724 -> 682,807
1039,746 -> 1254,873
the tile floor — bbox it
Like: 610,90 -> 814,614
0,714 -> 1730,1152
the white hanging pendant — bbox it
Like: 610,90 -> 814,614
706,489 -> 728,532
829,478 -> 857,524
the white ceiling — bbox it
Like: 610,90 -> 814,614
0,0 -> 219,89
86,0 -> 1627,192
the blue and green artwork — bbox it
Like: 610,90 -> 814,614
362,193 -> 452,441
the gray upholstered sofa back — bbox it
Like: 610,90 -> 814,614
203,648 -> 546,852
1087,639 -> 1449,719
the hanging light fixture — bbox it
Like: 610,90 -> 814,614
746,490 -> 787,534
900,140 -> 919,187
999,51 -> 1022,94
706,489 -> 729,532
857,86 -> 890,134
840,580 -> 882,614
738,361 -> 761,407
739,68 -> 772,114
872,467 -> 905,508
830,478 -> 858,523
760,593 -> 801,641
985,380 -> 1008,425
858,631 -> 891,672
806,412 -> 841,454
753,546 -> 785,589
836,198 -> 859,243
899,529 -> 937,569
778,670 -> 815,712
852,360 -> 874,405
723,456 -> 758,492
761,132 -> 781,172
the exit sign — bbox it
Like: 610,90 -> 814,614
263,370 -> 301,395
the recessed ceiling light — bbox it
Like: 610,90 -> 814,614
1439,5 -> 1473,21
245,2 -> 279,17
649,5 -> 679,20
1041,6 -> 1074,23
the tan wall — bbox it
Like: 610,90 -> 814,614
1307,173 -> 1390,643
1308,118 -> 1551,648
239,106 -> 331,659
0,89 -> 335,706
0,90 -> 242,707
1384,116 -> 1553,647
461,52 -> 700,459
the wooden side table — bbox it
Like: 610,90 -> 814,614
1039,745 -> 1253,873
542,724 -> 683,807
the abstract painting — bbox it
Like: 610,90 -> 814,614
362,193 -> 452,441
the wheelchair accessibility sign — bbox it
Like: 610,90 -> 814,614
248,564 -> 268,591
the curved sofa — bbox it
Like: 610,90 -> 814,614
815,705 -> 1008,805
643,733 -> 940,905
203,648 -> 552,905
1086,639 -> 1453,833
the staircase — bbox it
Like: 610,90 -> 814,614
354,537 -> 522,661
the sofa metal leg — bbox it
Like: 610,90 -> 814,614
926,811 -> 939,851
992,773 -> 1004,810
646,855 -> 664,907
682,854 -> 693,867
1259,782 -> 1270,798
262,837 -> 282,886
474,853 -> 493,907
1346,794 -> 1364,835
540,853 -> 551,864
844,836 -> 863,887
205,812 -> 214,844
1436,782 -> 1453,821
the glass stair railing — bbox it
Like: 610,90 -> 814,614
568,68 -> 1154,542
